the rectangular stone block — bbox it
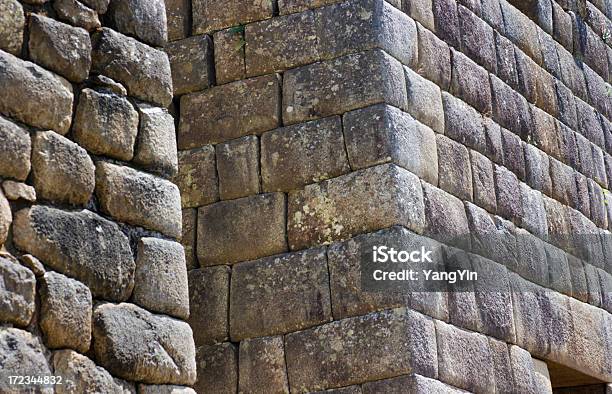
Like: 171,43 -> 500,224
230,248 -> 332,340
239,336 -> 289,393
362,374 -> 466,394
181,209 -> 197,269
524,143 -> 552,196
193,343 -> 237,394
282,49 -> 407,126
213,28 -> 246,84
490,75 -> 534,141
216,135 -> 260,200
288,164 -> 425,250
165,35 -> 213,96
404,0 -> 435,31
179,74 -> 280,148
494,164 -> 522,223
470,150 -> 497,213
458,4 -> 496,73
433,0 -> 460,48
192,0 -> 273,34
495,31 -> 519,88
174,146 -> 219,208
261,116 -> 350,192
188,266 -> 230,346
278,0 -> 349,14
133,103 -> 178,177
500,127 -> 526,181
416,22 -> 451,90
437,134 -> 473,202
404,67 -> 444,133
165,0 -> 190,41
422,183 -> 470,249
450,49 -> 492,114
500,0 -> 543,65
442,92 -> 486,153
197,193 -> 287,265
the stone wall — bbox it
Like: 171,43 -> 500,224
0,0 -> 196,392
170,0 -> 612,392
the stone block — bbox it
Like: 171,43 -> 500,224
500,0 -> 543,65
13,205 -> 135,301
343,104 -> 438,185
555,80 -> 577,131
442,92 -> 486,152
588,179 -> 608,229
557,45 -> 588,101
133,238 -> 189,319
592,145 -> 607,188
416,22 -> 451,90
524,144 -> 552,196
230,248 -> 331,340
575,98 -> 605,149
490,75 -> 533,141
29,14 -> 91,82
549,158 -> 578,208
197,193 -> 287,265
133,103 -> 178,177
179,74 -> 280,148
484,117 -> 504,164
437,134 -> 473,202
538,26 -> 561,78
80,0 -> 109,13
0,192 -> 11,244
93,302 -> 196,385
73,88 -> 139,161
31,131 -> 95,206
175,146 -> 218,208
188,266 -> 230,346
96,162 -> 182,238
283,49 -> 407,125
494,164 -> 522,223
193,343 -> 237,394
192,0 -> 273,34
470,150 -> 497,213
279,0 -> 349,14
458,4 -> 496,73
54,0 -> 101,31
0,328 -> 52,394
552,2 -> 572,50
0,0 -> 24,55
166,35 -> 213,96
312,386 -> 362,394
0,115 -> 30,181
363,374 -> 467,393
481,0 -> 503,30
450,49 -> 492,114
108,0 -> 168,46
216,136 -> 260,199
139,385 -> 195,394
0,257 -> 35,327
584,65 -> 611,120
0,51 -> 73,134
404,67 -> 444,133
288,164 -> 425,250
509,345 -> 538,393
213,27 -> 246,84
92,28 -> 172,107
261,116 -> 349,191
501,127 -> 526,180
165,0 -> 190,41
2,180 -> 35,202
433,0 -> 460,48
531,107 -> 562,161
422,183 -> 471,249
19,254 -> 45,277
39,271 -> 91,353
239,336 -> 289,393
520,183 -> 548,237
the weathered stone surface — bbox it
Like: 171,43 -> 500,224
92,28 -> 173,106
442,92 -> 486,152
312,386 -> 363,394
403,0 -> 434,30
489,338 -> 514,393
19,254 -> 45,277
0,257 -> 35,327
470,150 -> 497,213
0,115 -> 30,181
73,88 -> 139,161
139,385 -> 195,394
39,271 -> 91,352
437,134 -> 473,201
188,266 -> 230,346
230,248 -> 332,340
458,4 -> 496,73
96,162 -> 182,238
80,0 -> 110,13
450,49 -> 492,114
108,0 -> 168,46
179,74 -> 280,148
576,98 -> 605,149
283,49 -> 407,125
133,238 -> 189,319
288,164 -> 425,250
261,116 -> 349,192
490,75 -> 533,141
194,343 -> 237,394
13,205 -> 135,301
181,209 -> 197,270
495,164 -> 522,223
193,0 -> 273,34
53,350 -> 135,394
433,0 -> 460,48
53,0 -> 101,31
343,104 -> 438,185
213,28 -> 246,84
495,32 -> 519,88
404,67 -> 444,133
520,183 -> 547,237
166,35 -> 213,96
165,0 -> 189,41
133,103 -> 178,177
279,0 -> 350,14
501,127 -> 526,181
93,302 -> 196,385
362,374 -> 467,393
90,74 -> 127,95
422,183 -> 470,249
31,131 -> 95,206
524,144 -> 552,196
0,51 -> 73,134
532,358 -> 553,393
0,191 -> 10,247
239,336 -> 289,393
500,0 -> 543,65
509,345 -> 537,393
0,328 -> 53,394
416,22 -> 451,90
198,193 -> 287,265
549,158 -> 578,208
0,0 -> 24,55
175,146 -> 218,208
216,136 -> 260,199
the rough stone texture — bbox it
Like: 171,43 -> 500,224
362,374 -> 467,393
13,205 -> 135,301
422,182 -> 471,249
93,303 -> 196,385
166,35 -> 213,96
0,257 -> 35,327
133,238 -> 189,319
133,103 -> 178,177
80,0 -> 109,13
53,0 -> 101,31
175,146 -> 218,208
193,343 -> 237,394
470,150 -> 497,213
213,28 -> 246,84
239,336 -> 289,393
524,143 -> 552,196
108,0 -> 168,46
437,134 -> 473,202
0,115 -> 31,181
96,162 -> 182,238
216,136 -> 261,199
188,266 -> 230,346
442,92 -> 486,153
28,14 -> 92,82
230,248 -> 332,340
450,49 -> 492,114
39,271 -> 92,352
0,51 -> 73,134
192,0 -> 273,34
490,75 -> 533,141
181,209 -> 197,270
495,164 -> 522,223
197,193 -> 287,265
73,88 -> 139,161
139,385 -> 195,394
165,0 -> 190,41
31,131 -> 95,206
0,0 -> 24,55
458,4 -> 496,73
0,190 -> 11,247
416,22 -> 451,90
404,67 -> 445,133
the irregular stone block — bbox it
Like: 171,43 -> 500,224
404,67 -> 444,133
2,181 -> 35,202
549,158 -> 578,208
495,32 -> 519,88
165,0 -> 190,41
283,49 -> 407,125
0,191 -> 11,246
0,51 -> 73,134
261,116 -> 350,191
19,254 -> 45,277
576,98 -> 605,149
96,162 -> 182,238
39,271 -> 92,353
0,0 -> 24,55
557,45 -> 588,101
239,336 -> 289,393
92,28 -> 172,107
524,144 -> 552,196
29,14 -> 91,82
53,0 -> 101,31
516,50 -> 557,116
13,205 -> 135,301
343,104 -> 438,185
166,35 -> 213,96
93,303 -> 196,384
362,374 -> 466,393
500,128 -> 526,181
470,150 -> 497,213
73,88 -> 139,161
500,0 -> 543,65
197,193 -> 287,265
509,345 -> 537,393
495,164 -> 522,223
80,0 -> 109,13
192,0 -> 273,34
451,49 -> 492,114
230,248 -> 332,340
433,0 -> 460,48
175,146 -> 218,208
193,343 -> 237,394
133,238 -> 189,319
437,134 -> 473,202
181,209 -> 197,270
108,0 -> 168,46
458,4 -> 496,73
442,92 -> 486,152
188,266 -> 230,346
490,75 -> 533,141
213,28 -> 246,84
179,74 -> 280,148
483,117 -> 504,164
288,164 -> 425,250
133,103 -> 178,177
416,23 -> 451,90
31,131 -> 95,206
216,136 -> 260,200
422,183 -> 470,249
0,115 -> 30,181
0,257 -> 35,327
404,0 -> 435,30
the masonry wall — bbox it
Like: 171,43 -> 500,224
169,0 -> 612,392
0,0 -> 196,392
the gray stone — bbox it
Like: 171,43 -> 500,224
0,0 -> 24,55
555,79 -> 577,131
490,75 -> 533,141
437,134 -> 473,201
166,35 -> 213,96
362,374 -> 467,393
216,135 -> 260,199
442,92 -> 486,152
181,209 -> 197,270
93,302 -> 196,385
532,358 -> 553,394
576,98 -> 606,152
188,266 -> 230,346
495,32 -> 519,88
549,158 -> 578,208
0,257 -> 35,327
2,180 -> 36,202
80,0 -> 110,13
39,271 -> 92,352
96,162 -> 182,238
53,0 -> 101,31
509,345 -> 537,393
524,144 -> 552,196
239,336 -> 289,393
501,127 -> 526,181
500,0 -> 543,65
174,146 -> 218,208
31,131 -> 95,206
90,74 -> 127,95
422,182 -> 470,249
483,117 -> 504,164
193,343 -> 237,394
0,115 -> 30,181
545,243 -> 572,296
433,0 -> 460,48
133,103 -> 178,177
29,14 -> 91,82
404,67 -> 444,133
470,150 -> 497,213
458,4 -> 496,73
404,0 -> 435,30
450,49 -> 492,114
520,183 -> 548,238
73,88 -> 139,161
489,338 -> 515,393
192,0 -> 273,34
416,22 -> 451,90
0,191 -> 11,247
279,0 -> 351,14
495,164 -> 522,223
213,28 -> 246,85
108,0 -> 168,46
0,51 -> 73,134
